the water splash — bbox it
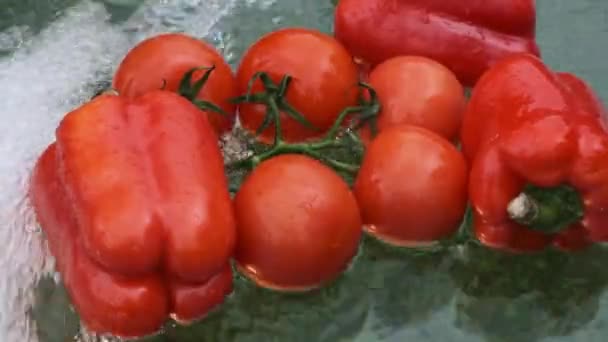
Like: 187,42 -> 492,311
0,3 -> 126,340
0,0 -> 238,340
0,25 -> 32,55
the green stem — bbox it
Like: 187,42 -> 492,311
242,103 -> 370,173
251,144 -> 359,174
228,73 -> 381,178
323,106 -> 366,140
267,96 -> 283,144
507,184 -> 584,234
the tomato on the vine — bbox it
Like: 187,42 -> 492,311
234,154 -> 362,291
354,125 -> 468,246
236,28 -> 360,144
113,33 -> 237,135
359,56 -> 465,143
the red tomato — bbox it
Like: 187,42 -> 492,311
234,154 -> 362,291
113,33 -> 237,135
236,28 -> 359,144
354,125 -> 468,246
359,56 -> 465,143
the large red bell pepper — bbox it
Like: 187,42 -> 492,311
29,91 -> 236,337
461,53 -> 608,252
334,0 -> 540,86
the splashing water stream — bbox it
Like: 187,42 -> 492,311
0,1 -> 240,340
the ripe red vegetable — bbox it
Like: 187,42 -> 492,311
462,53 -> 608,252
234,154 -> 362,291
113,33 -> 238,135
354,125 -> 469,246
236,28 -> 359,143
359,56 -> 465,143
29,91 -> 236,337
334,0 -> 540,86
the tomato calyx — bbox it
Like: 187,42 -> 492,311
176,65 -> 228,116
90,66 -> 228,118
229,72 -> 381,175
232,72 -> 320,135
507,184 -> 584,234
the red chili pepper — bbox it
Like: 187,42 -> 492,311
334,0 -> 540,86
29,91 -> 236,337
461,53 -> 608,252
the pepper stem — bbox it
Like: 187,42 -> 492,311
507,184 -> 584,234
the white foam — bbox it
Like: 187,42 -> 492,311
0,0 -> 237,340
0,25 -> 32,54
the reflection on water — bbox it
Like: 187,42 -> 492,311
450,244 -> 608,342
2,0 -> 608,341
362,238 -> 455,341
156,260 -> 370,342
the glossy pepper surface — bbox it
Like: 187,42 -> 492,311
29,91 -> 236,337
334,0 -> 540,86
461,53 -> 608,252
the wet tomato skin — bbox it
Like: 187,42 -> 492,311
354,125 -> 468,246
236,28 -> 360,144
359,56 -> 466,143
113,33 -> 237,135
234,154 -> 362,291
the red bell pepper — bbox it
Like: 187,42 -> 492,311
334,0 -> 540,86
461,53 -> 608,252
29,91 -> 236,337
